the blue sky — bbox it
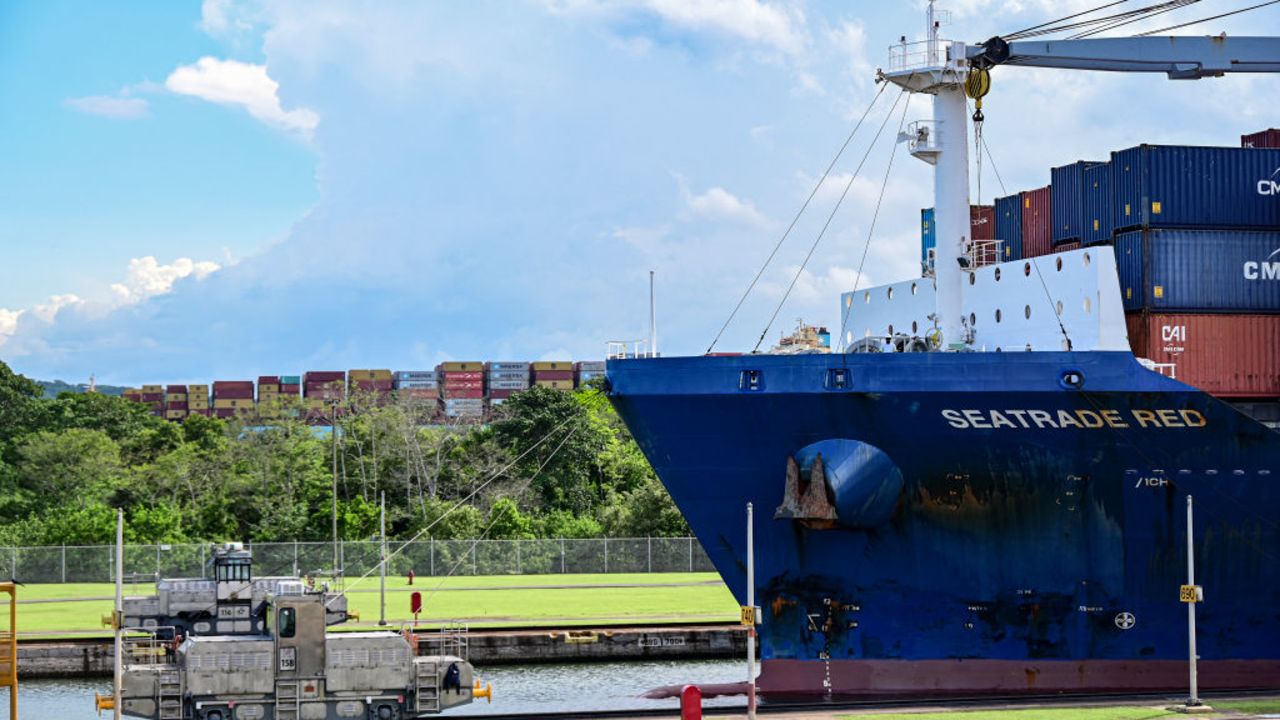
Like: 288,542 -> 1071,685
1,0 -> 1277,385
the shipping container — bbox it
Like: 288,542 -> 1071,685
166,392 -> 188,402
531,370 -> 574,381
304,371 -> 345,384
1112,144 -> 1280,232
1242,129 -> 1280,149
488,389 -> 516,400
395,379 -> 438,389
576,361 -> 606,372
920,207 -> 935,273
1082,162 -> 1113,246
166,410 -> 187,420
534,379 -> 574,390
279,383 -> 301,394
1051,161 -> 1102,245
994,193 -> 1023,261
531,361 -> 573,372
166,401 -> 188,411
394,370 -> 437,380
441,388 -> 484,399
1115,228 -> 1280,313
142,385 -> 163,393
213,398 -> 256,409
487,361 -> 530,372
440,371 -> 484,382
348,369 -> 393,381
442,379 -> 484,391
439,362 -> 483,373
258,376 -> 281,385
489,379 -> 530,390
166,384 -> 187,393
970,204 -> 995,241
1127,312 -> 1280,397
1021,186 -> 1053,258
259,383 -> 280,394
142,392 -> 164,402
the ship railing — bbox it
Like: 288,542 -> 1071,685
968,239 -> 1004,268
905,120 -> 940,157
887,38 -> 952,73
606,339 -> 655,359
1137,358 -> 1178,379
419,622 -> 469,660
121,628 -> 180,666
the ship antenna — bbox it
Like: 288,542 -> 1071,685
649,270 -> 658,358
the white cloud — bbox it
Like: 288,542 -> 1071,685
165,57 -> 319,136
678,177 -> 770,227
31,294 -> 83,323
200,0 -> 256,34
829,19 -> 871,80
543,0 -> 807,55
0,309 -> 23,343
108,257 -> 221,306
64,95 -> 150,119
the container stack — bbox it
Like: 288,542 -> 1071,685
994,193 -> 1023,261
348,369 -> 393,405
970,204 -> 996,264
487,362 -> 530,407
532,361 -> 574,391
257,376 -> 282,419
439,362 -> 485,420
212,381 -> 255,419
164,385 -> 188,421
576,361 -> 606,386
141,385 -> 164,417
1050,160 -> 1103,247
1081,162 -> 1113,246
1242,128 -> 1280,148
1020,186 -> 1053,258
1111,144 -> 1280,399
188,384 -> 210,416
303,371 -> 346,423
392,371 -> 439,400
278,376 -> 301,417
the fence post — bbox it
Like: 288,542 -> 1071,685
516,541 -> 522,575
11,548 -> 16,582
688,537 -> 694,572
471,542 -> 477,576
201,544 -> 207,575
61,545 -> 67,583
293,541 -> 299,577
647,537 -> 652,574
560,538 -> 566,574
604,538 -> 609,574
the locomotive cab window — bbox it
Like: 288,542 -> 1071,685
279,607 -> 296,638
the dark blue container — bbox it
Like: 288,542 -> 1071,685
1114,228 -> 1280,312
994,193 -> 1022,261
1051,160 -> 1101,245
920,208 -> 935,274
1112,144 -> 1280,232
1082,162 -> 1113,246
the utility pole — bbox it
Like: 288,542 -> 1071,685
331,402 -> 339,579
1185,495 -> 1203,709
113,508 -> 123,720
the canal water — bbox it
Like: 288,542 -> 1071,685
1,659 -> 746,718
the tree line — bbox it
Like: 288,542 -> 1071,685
0,360 -> 687,546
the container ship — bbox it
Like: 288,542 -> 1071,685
606,5 -> 1280,699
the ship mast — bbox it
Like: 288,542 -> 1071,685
884,1 -> 971,348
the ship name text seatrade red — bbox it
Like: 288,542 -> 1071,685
940,408 -> 1207,430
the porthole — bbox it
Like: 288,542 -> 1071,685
911,282 -> 918,295
888,324 -> 894,335
969,312 -> 977,327
887,287 -> 894,300
911,321 -> 918,334
994,267 -> 1001,281
995,308 -> 1002,323
1083,252 -> 1091,267
1056,300 -> 1064,316
1023,262 -> 1031,277
968,272 -> 976,285
1056,257 -> 1063,272
1025,305 -> 1032,320
1083,297 -> 1092,314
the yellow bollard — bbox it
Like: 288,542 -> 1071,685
473,680 -> 493,703
95,690 -> 116,714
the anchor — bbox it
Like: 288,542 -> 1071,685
775,453 -> 838,529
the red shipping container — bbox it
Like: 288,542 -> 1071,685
441,371 -> 484,381
213,388 -> 254,400
279,384 -> 301,394
304,371 -> 345,383
1021,186 -> 1052,258
970,205 -> 995,240
488,389 -> 515,400
350,379 -> 394,391
166,384 -> 188,393
1242,129 -> 1280,148
1126,312 -> 1280,397
258,375 -> 281,384
443,379 -> 484,390
166,401 -> 189,411
1056,241 -> 1081,252
397,388 -> 439,399
142,393 -> 164,402
214,408 -> 235,418
441,388 -> 485,399
531,370 -> 574,381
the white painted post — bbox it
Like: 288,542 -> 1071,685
747,503 -> 757,720
379,492 -> 387,626
688,537 -> 694,572
560,538 -> 566,574
647,536 -> 652,573
113,509 -> 123,720
61,545 -> 66,583
1187,495 -> 1200,707
603,538 -> 609,574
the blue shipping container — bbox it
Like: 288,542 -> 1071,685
920,208 -> 935,274
994,193 -> 1023,260
1114,228 -> 1280,312
1051,160 -> 1101,245
1082,162 -> 1113,246
1111,144 -> 1280,232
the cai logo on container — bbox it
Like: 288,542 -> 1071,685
1243,248 -> 1280,281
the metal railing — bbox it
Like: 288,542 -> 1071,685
0,537 -> 716,584
887,38 -> 951,72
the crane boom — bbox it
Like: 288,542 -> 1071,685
970,36 -> 1280,78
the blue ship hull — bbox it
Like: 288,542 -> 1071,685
606,351 -> 1280,697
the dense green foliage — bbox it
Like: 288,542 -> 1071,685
0,360 -> 688,545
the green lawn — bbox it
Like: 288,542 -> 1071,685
1209,699 -> 1280,715
841,708 -> 1176,720
1,573 -> 738,636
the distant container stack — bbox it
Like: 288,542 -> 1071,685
257,375 -> 282,419
303,371 -> 346,423
576,361 -> 606,386
531,361 -> 574,391
189,384 -> 210,416
392,370 -> 439,401
164,385 -> 188,421
439,362 -> 486,419
487,362 -> 530,406
212,381 -> 254,419
348,369 -> 393,405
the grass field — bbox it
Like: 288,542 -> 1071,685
840,708 -> 1177,720
2,572 -> 739,636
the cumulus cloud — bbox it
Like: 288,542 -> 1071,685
31,294 -> 83,323
109,257 -> 222,306
200,0 -> 256,34
63,94 -> 150,119
165,57 -> 319,136
678,177 -> 770,227
0,309 -> 23,341
543,0 -> 807,55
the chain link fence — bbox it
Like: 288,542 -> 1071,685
0,537 -> 716,584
